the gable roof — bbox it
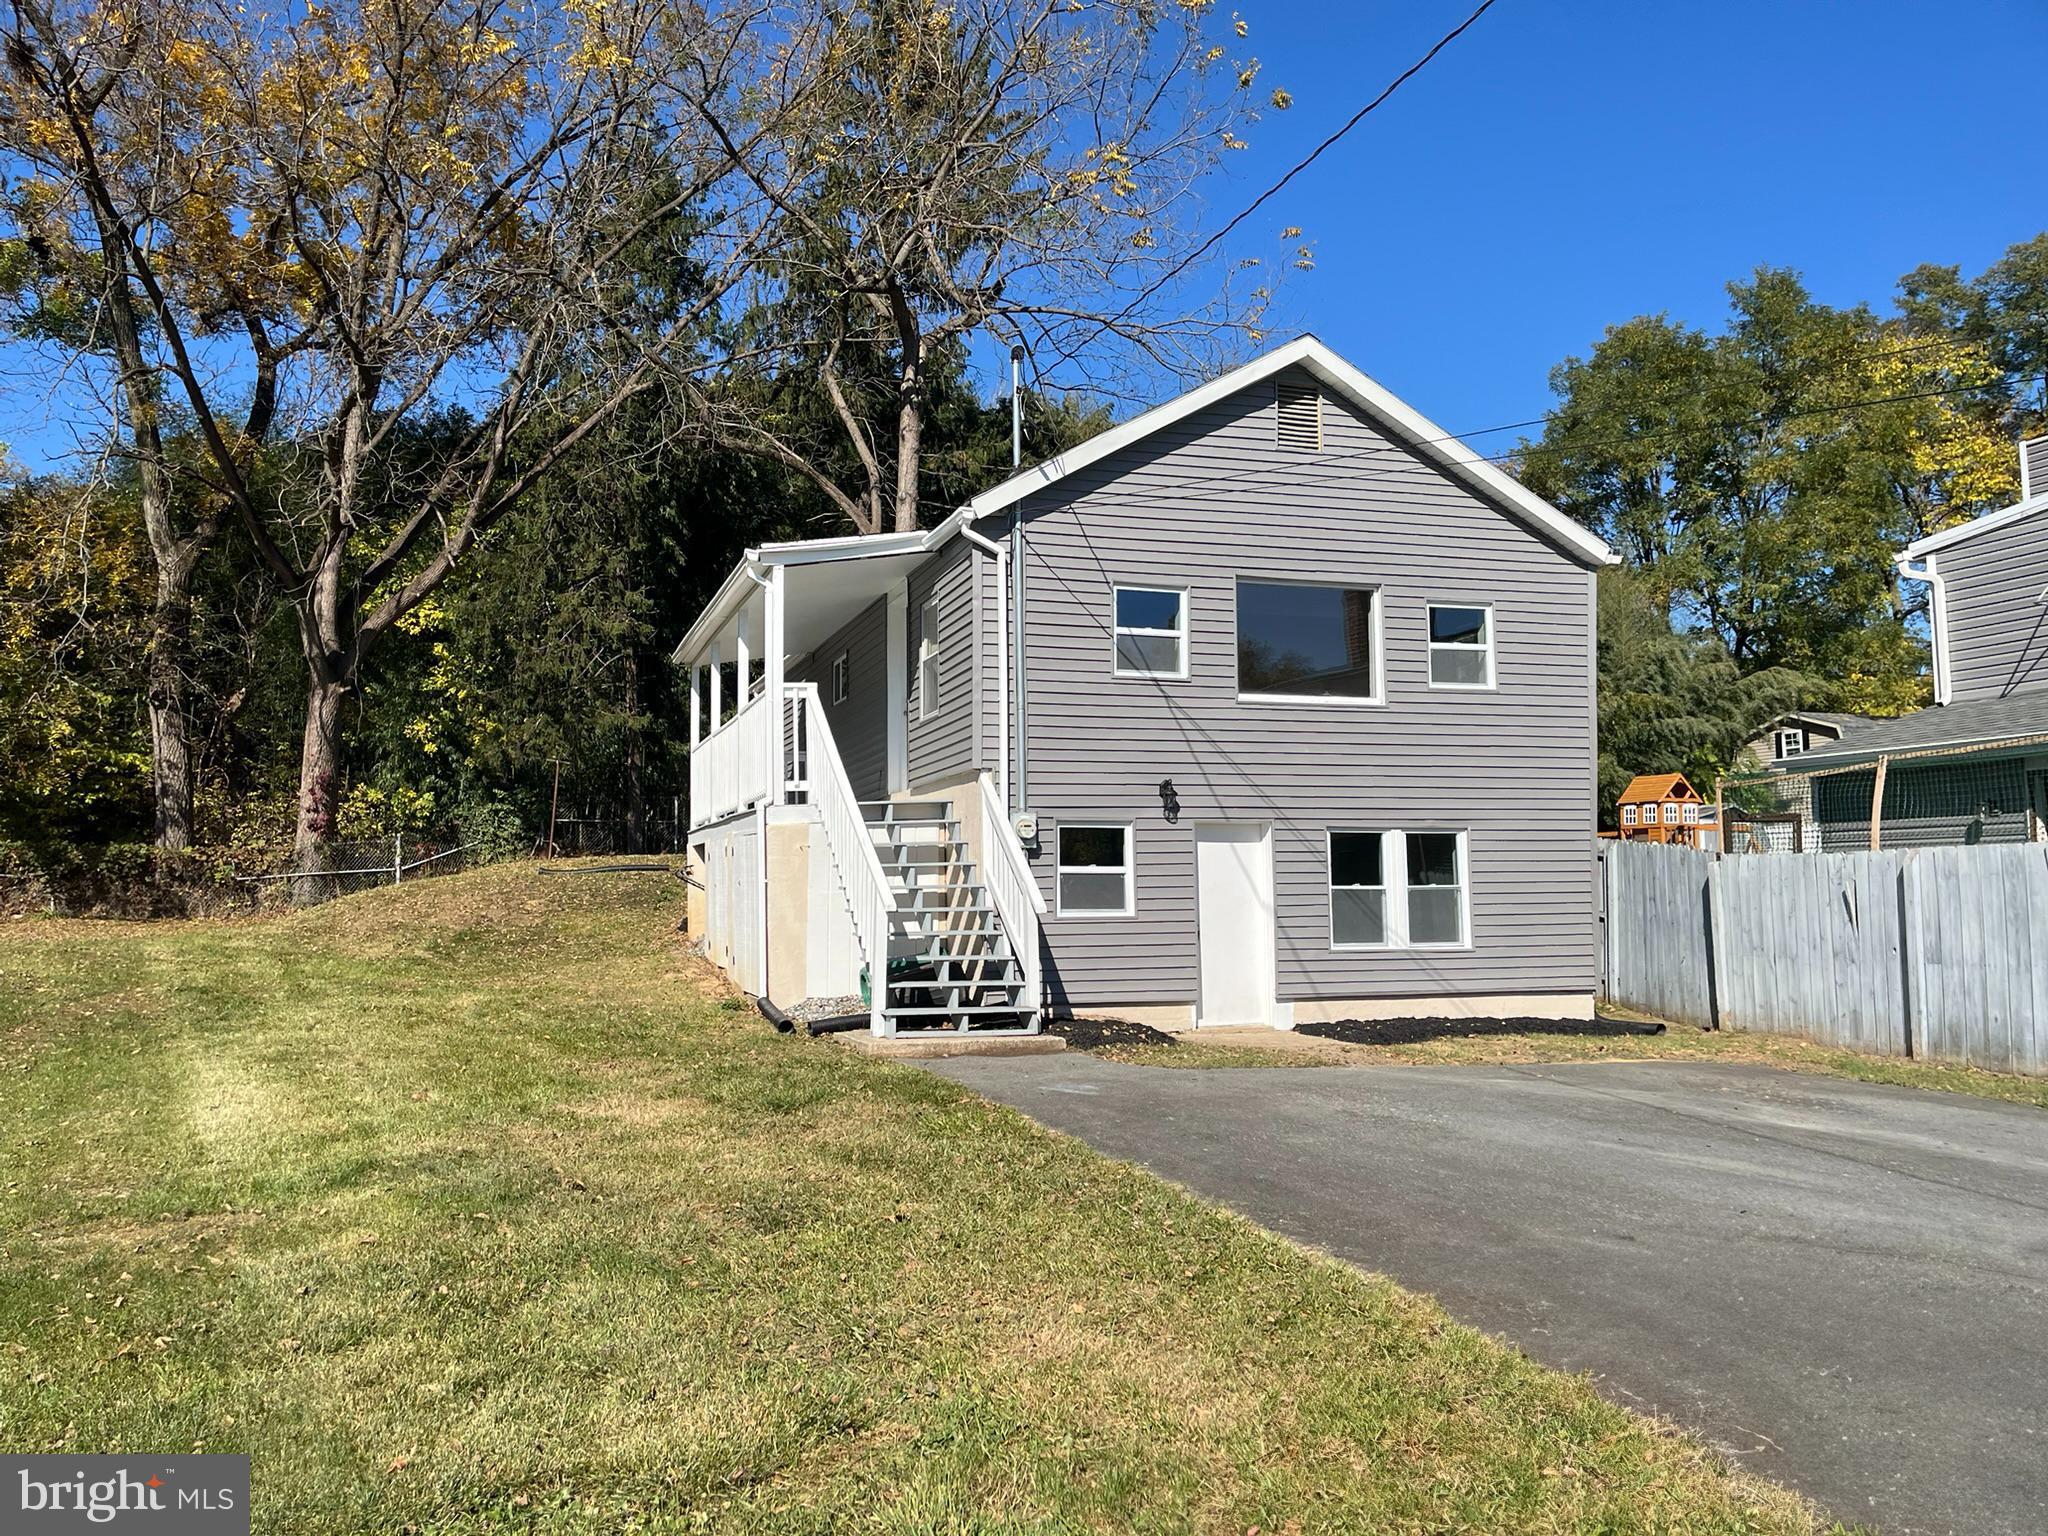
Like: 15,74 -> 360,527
962,335 -> 1618,570
1618,773 -> 1699,803
1897,491 -> 2048,562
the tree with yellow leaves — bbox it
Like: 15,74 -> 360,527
0,0 -> 796,890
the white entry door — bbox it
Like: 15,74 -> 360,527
1195,823 -> 1275,1026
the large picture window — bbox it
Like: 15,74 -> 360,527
1237,579 -> 1380,702
1056,825 -> 1133,916
1327,829 -> 1468,950
1112,586 -> 1187,678
1427,604 -> 1493,688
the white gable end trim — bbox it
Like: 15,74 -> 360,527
1898,491 -> 2048,561
963,335 -> 1619,569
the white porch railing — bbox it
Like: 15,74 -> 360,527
979,771 -> 1046,1017
689,689 -> 776,827
791,683 -> 895,1035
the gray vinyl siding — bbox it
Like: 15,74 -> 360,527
789,597 -> 889,802
1937,506 -> 2048,701
993,365 -> 1599,1010
906,539 -> 986,790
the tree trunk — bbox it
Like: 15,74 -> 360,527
624,644 -> 645,855
145,555 -> 198,852
892,309 -> 925,532
290,677 -> 350,906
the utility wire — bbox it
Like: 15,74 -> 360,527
1043,0 -> 1503,372
901,367 -> 2046,525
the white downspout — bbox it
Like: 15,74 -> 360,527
959,525 -> 1010,809
1896,553 -> 1950,705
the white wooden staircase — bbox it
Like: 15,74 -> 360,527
787,682 -> 1044,1037
862,800 -> 1038,1033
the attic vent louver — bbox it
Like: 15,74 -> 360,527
1276,377 -> 1323,452
2023,434 -> 2048,499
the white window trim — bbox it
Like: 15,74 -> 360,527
1661,801 -> 1681,824
1776,727 -> 1805,759
1327,828 -> 1470,952
1683,801 -> 1702,825
1234,578 -> 1384,707
1111,583 -> 1190,680
1426,601 -> 1496,691
917,596 -> 941,720
831,651 -> 850,705
1054,822 -> 1135,918
1621,803 -> 1638,826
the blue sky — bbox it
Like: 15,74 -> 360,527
1186,0 -> 2048,451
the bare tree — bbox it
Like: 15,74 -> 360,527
693,0 -> 1285,533
2,0 -> 797,889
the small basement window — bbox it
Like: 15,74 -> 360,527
1113,586 -> 1188,678
831,652 -> 850,705
1056,824 -> 1133,916
1276,376 -> 1323,451
1427,604 -> 1494,688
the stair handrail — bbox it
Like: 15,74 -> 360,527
978,771 -> 1046,1019
794,682 -> 895,1035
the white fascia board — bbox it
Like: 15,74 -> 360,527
671,511 -> 977,664
959,335 -> 1619,569
1898,493 -> 2048,561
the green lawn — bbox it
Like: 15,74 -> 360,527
1071,1010 -> 2048,1111
0,865 -> 1839,1533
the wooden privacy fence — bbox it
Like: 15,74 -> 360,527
1599,838 -> 2048,1076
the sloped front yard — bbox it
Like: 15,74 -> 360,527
0,866 -> 1833,1533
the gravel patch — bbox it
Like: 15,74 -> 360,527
788,994 -> 865,1023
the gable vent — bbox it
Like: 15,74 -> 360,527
2023,434 -> 2048,499
1276,377 -> 1323,452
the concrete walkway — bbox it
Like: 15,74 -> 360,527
924,1053 -> 2048,1535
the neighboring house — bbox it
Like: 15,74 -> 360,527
1735,712 -> 1871,772
673,336 -> 1618,1037
1756,436 -> 2048,850
1612,773 -> 1713,846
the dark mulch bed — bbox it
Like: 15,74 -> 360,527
1047,1016 -> 1181,1050
1300,1015 -> 1665,1048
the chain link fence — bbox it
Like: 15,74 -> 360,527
1722,741 -> 2048,854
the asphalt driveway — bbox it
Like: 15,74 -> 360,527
923,1054 -> 2048,1535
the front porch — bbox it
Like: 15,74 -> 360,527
673,528 -> 1042,1038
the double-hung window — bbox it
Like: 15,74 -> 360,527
1775,727 -> 1805,759
917,597 -> 942,719
1237,579 -> 1381,702
1112,586 -> 1188,678
1056,825 -> 1133,916
1327,830 -> 1468,949
831,652 -> 850,705
1427,603 -> 1494,688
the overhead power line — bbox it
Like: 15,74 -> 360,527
1044,0 -> 1503,372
